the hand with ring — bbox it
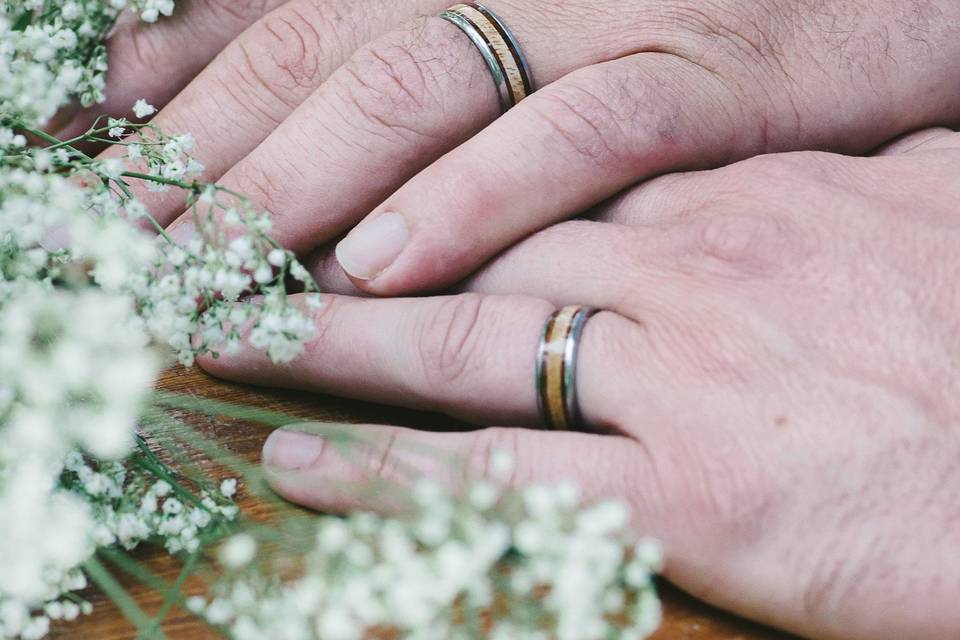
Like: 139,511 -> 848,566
81,0 -> 960,293
200,129 -> 960,640
77,3 -> 960,638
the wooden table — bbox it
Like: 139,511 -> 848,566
55,366 -> 796,640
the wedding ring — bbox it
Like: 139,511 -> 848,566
440,3 -> 534,112
536,306 -> 597,431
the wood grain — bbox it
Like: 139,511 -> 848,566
52,366 -> 797,640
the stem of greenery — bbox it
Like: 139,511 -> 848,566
140,548 -> 202,639
84,556 -> 166,640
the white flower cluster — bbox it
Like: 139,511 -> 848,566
0,9 -> 320,632
121,128 -> 203,189
61,454 -> 239,555
0,454 -> 239,640
193,473 -> 663,640
139,198 -> 320,366
0,160 -> 308,638
140,205 -> 321,366
0,1 -> 175,129
89,120 -> 322,366
0,168 -> 159,639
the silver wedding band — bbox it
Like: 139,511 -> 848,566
536,306 -> 597,431
440,3 -> 534,112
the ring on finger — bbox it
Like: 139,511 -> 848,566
536,305 -> 597,431
440,3 -> 534,112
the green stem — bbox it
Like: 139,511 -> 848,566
150,392 -> 317,429
140,549 -> 202,639
130,452 -> 207,511
13,122 -> 174,241
121,171 -> 201,192
98,547 -> 173,595
84,556 -> 166,640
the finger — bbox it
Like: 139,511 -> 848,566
306,221 -> 649,307
589,170 -> 717,227
335,14 -> 960,298
303,245 -> 367,296
260,422 -> 659,519
591,128 -> 960,228
334,51 -> 755,293
593,141 -> 960,229
871,127 -> 958,156
463,215 -> 792,319
51,0 -> 288,139
198,293 -> 641,428
307,214 -> 774,316
166,0 -> 666,253
102,0 -> 445,229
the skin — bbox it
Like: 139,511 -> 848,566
73,2 -> 960,636
200,130 -> 960,640
85,0 -> 960,279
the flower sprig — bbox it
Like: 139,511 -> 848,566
0,1 -> 175,130
196,465 -> 664,640
8,103 -> 324,367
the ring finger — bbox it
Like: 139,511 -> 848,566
198,292 -> 641,430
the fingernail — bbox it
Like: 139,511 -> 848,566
262,429 -> 326,471
336,212 -> 408,281
167,221 -> 196,248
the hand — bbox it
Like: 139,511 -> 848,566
101,0 -> 960,294
199,129 -> 960,639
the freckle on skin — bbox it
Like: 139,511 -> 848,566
775,415 -> 789,427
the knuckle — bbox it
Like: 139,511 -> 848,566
110,23 -> 164,79
689,212 -> 798,280
358,431 -> 407,485
664,159 -> 826,281
228,5 -> 325,106
526,76 -> 632,169
664,1 -> 796,85
298,295 -> 340,361
334,18 -> 453,143
230,153 -> 304,216
416,294 -> 486,389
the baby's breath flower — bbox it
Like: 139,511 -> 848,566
201,478 -> 663,640
0,2 -> 174,128
220,478 -> 238,498
132,98 -> 157,118
219,534 -> 257,570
